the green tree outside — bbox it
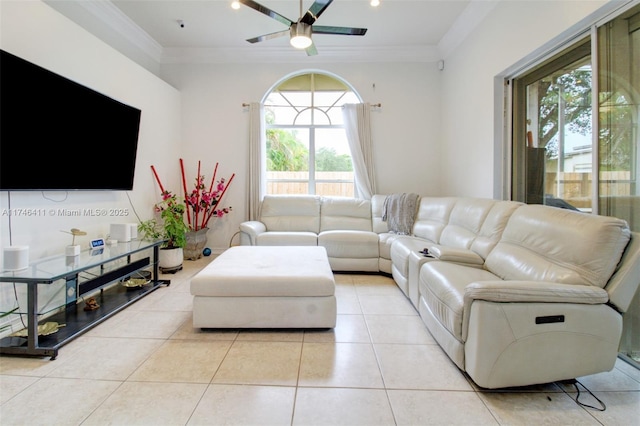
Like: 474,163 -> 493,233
266,128 -> 309,171
315,147 -> 353,171
266,107 -> 353,172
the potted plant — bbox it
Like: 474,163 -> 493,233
138,191 -> 190,273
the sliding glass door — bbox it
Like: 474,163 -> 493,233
598,6 -> 640,367
512,41 -> 593,211
511,3 -> 640,369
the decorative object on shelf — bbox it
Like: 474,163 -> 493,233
83,297 -> 100,311
121,268 -> 153,288
61,228 -> 86,257
11,321 -> 65,337
109,223 -> 132,242
184,227 -> 209,260
121,277 -> 151,289
2,246 -> 29,271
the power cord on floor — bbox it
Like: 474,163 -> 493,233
565,379 -> 606,411
229,230 -> 241,248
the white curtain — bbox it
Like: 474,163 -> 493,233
248,102 -> 265,221
342,103 -> 377,199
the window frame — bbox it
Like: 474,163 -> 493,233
493,1 -> 636,201
510,39 -> 592,207
261,70 -> 362,197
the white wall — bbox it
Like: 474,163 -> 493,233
160,61 -> 443,249
0,1 -> 181,261
440,0 -> 609,198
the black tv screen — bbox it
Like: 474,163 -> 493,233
0,49 -> 142,191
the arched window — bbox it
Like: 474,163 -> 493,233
263,71 -> 361,197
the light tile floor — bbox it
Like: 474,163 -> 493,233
1,257 -> 638,425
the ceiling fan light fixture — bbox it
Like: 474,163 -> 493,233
241,0 -> 367,56
231,0 -> 240,10
290,22 -> 312,49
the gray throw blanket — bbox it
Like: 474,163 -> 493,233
382,193 -> 419,235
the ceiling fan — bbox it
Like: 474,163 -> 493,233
239,0 -> 367,56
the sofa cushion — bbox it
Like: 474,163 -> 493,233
260,195 -> 321,233
371,194 -> 390,234
439,198 -> 496,249
378,232 -> 405,262
320,197 -> 372,232
412,197 -> 456,242
470,201 -> 523,259
485,204 -> 631,288
420,261 -> 499,341
319,230 -> 380,258
256,232 -> 318,246
390,236 -> 429,277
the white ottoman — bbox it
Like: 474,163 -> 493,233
190,246 -> 336,328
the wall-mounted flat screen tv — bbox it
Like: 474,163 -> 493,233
0,49 -> 142,191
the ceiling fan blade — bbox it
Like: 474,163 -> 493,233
301,0 -> 334,25
305,42 -> 318,56
239,0 -> 294,27
312,26 -> 368,36
246,29 -> 290,44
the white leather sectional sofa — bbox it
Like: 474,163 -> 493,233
239,194 -> 640,389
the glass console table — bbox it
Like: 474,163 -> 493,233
0,239 -> 169,359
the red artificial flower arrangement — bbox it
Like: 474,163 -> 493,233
151,159 -> 235,232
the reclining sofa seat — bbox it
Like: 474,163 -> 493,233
418,204 -> 638,389
390,197 -> 523,307
239,195 -> 320,246
239,195 -> 380,271
318,197 -> 379,272
389,197 -> 455,299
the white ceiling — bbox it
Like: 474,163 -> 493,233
45,0 -> 497,64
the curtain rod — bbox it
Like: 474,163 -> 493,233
242,102 -> 381,108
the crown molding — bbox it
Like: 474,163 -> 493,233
161,45 -> 440,64
437,0 -> 500,60
51,1 -> 447,66
75,0 -> 163,63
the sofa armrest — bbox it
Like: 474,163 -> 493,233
239,221 -> 266,245
428,245 -> 484,266
464,281 -> 609,305
462,281 -> 609,341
